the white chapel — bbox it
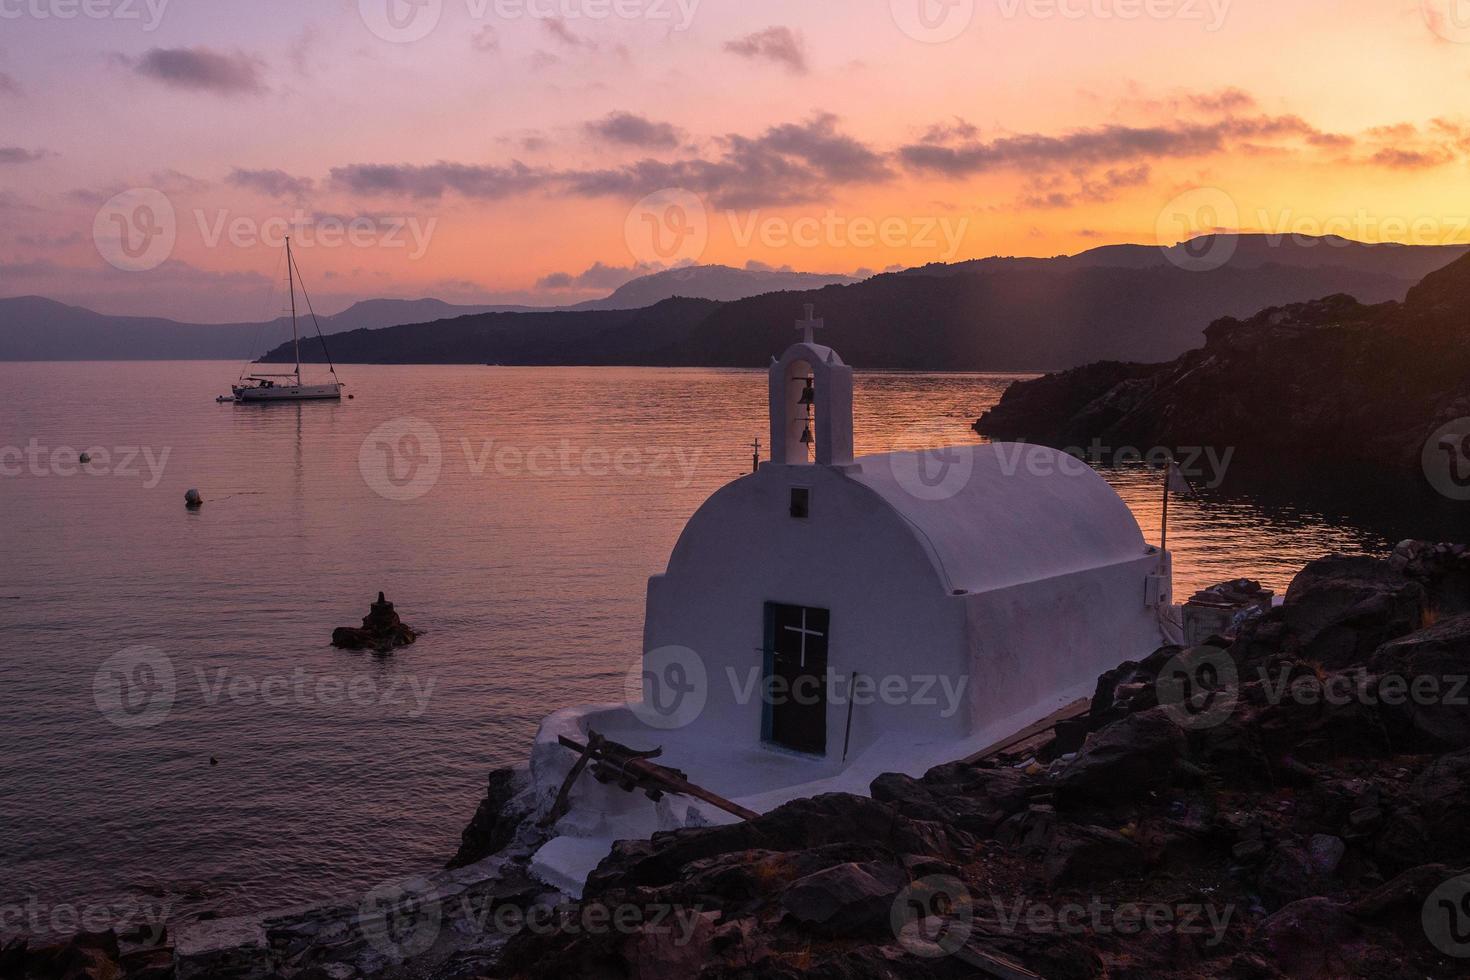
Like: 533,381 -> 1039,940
527,307 -> 1175,892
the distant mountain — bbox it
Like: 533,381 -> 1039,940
569,265 -> 858,310
259,235 -> 1469,371
903,234 -> 1470,280
0,265 -> 857,359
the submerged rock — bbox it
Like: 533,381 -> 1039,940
331,592 -> 416,653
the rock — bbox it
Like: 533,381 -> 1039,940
1280,555 -> 1426,668
1405,748 -> 1470,863
331,592 -> 417,652
1259,897 -> 1361,978
779,861 -> 908,936
1041,824 -> 1142,885
448,768 -> 530,868
1369,613 -> 1470,749
1308,834 -> 1346,875
625,911 -> 717,980
869,766 -> 1025,838
1052,706 -> 1185,805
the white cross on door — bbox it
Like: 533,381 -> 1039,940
782,608 -> 826,668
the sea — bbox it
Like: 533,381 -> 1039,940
0,361 -> 1451,936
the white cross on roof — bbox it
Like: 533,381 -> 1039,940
796,303 -> 825,345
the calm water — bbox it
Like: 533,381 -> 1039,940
0,362 -> 1415,932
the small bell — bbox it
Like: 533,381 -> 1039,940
800,424 -> 814,445
797,377 -> 815,406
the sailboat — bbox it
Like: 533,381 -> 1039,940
230,237 -> 344,403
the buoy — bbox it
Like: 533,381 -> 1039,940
185,488 -> 203,509
79,452 -> 91,464
210,756 -> 218,766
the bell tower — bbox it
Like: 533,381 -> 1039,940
768,305 -> 854,466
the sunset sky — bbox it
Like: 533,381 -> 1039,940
3,0 -> 1470,320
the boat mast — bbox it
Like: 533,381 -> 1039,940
287,236 -> 301,386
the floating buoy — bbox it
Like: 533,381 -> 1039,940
79,452 -> 91,464
185,488 -> 203,509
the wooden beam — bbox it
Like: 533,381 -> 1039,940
961,698 -> 1091,765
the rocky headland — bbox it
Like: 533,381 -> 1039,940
6,543 -> 1470,979
974,252 -> 1470,486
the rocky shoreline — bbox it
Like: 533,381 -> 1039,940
6,542 -> 1470,979
974,253 -> 1470,490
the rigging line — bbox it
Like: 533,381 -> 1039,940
287,247 -> 341,382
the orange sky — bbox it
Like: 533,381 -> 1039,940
2,0 -> 1469,319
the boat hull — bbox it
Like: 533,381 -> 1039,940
233,383 -> 342,402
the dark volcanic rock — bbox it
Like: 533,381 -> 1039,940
974,254 -> 1470,482
779,861 -> 907,936
447,767 -> 530,868
1282,555 -> 1427,668
331,592 -> 417,652
1052,705 -> 1186,804
1370,614 -> 1470,748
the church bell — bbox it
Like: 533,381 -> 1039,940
800,423 -> 814,445
798,377 -> 815,406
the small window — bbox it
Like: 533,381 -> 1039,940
789,487 -> 810,519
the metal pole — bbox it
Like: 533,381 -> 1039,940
287,237 -> 300,386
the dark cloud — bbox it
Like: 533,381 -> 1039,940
564,114 -> 890,208
1370,147 -> 1453,169
901,116 -> 1320,177
329,160 -> 545,199
1020,165 -> 1151,210
131,47 -> 266,94
724,27 -> 807,75
535,261 -> 650,290
919,118 -> 979,145
586,112 -> 681,149
543,17 -> 593,49
0,146 -> 46,164
228,168 -> 316,198
1186,88 -> 1256,113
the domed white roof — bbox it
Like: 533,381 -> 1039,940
847,442 -> 1152,594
